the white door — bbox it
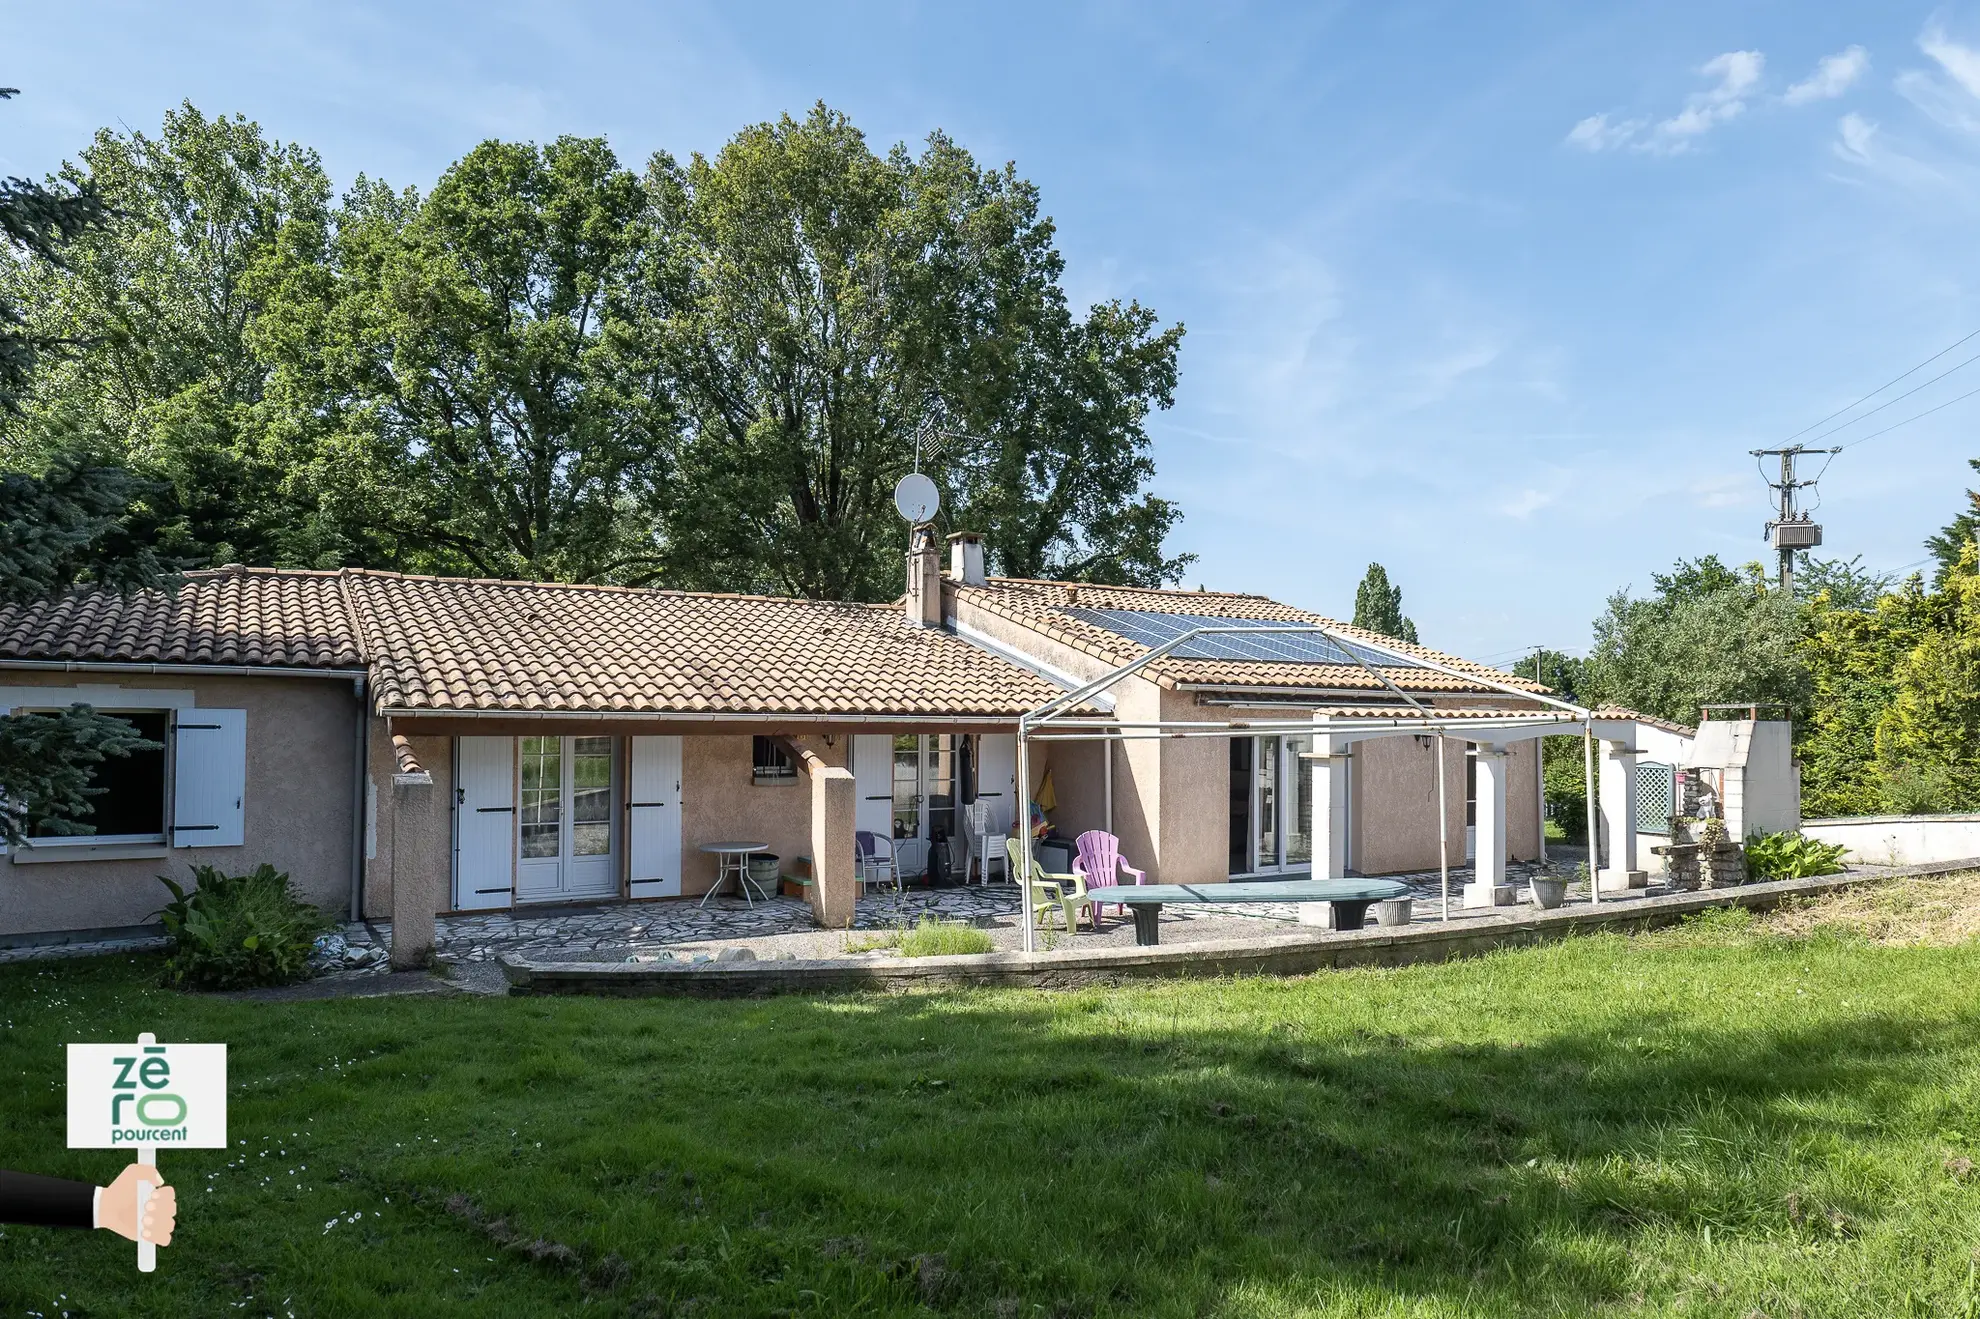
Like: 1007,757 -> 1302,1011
628,735 -> 683,899
454,737 -> 515,910
516,735 -> 620,903
853,734 -> 892,841
976,733 -> 1017,836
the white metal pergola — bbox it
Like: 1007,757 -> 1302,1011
1012,623 -> 1604,954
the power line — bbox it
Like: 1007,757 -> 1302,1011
1834,380 -> 1980,451
1799,346 -> 1980,447
1781,325 -> 1980,443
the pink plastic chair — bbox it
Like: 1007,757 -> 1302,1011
1073,830 -> 1146,922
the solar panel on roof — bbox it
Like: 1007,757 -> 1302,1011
1064,608 -> 1424,668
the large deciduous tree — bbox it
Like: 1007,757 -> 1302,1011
255,137 -> 669,580
643,104 -> 1188,599
0,89 -> 170,844
0,103 -> 343,565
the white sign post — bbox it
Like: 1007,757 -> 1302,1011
67,1032 -> 227,1272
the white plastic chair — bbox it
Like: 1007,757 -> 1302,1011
965,801 -> 1007,885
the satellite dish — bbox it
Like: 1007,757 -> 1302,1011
893,472 -> 940,524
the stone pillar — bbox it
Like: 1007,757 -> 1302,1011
388,741 -> 442,970
1598,737 -> 1647,893
1464,743 -> 1514,907
1298,732 -> 1351,926
808,763 -> 857,928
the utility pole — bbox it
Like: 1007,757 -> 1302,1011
1748,445 -> 1838,594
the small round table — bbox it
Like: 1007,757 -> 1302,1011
698,842 -> 772,907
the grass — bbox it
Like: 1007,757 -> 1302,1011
844,916 -> 997,958
7,875 -> 1980,1317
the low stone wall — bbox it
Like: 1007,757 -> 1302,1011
1803,815 -> 1980,868
499,857 -> 1980,998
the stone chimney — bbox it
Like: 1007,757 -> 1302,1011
905,525 -> 943,628
947,531 -> 986,587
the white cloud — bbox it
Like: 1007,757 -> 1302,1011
1565,112 -> 1641,151
1566,50 -> 1765,154
1921,24 -> 1980,100
1833,111 -> 1878,165
1646,50 -> 1765,150
1785,45 -> 1868,105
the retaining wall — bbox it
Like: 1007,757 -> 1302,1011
499,857 -> 1980,998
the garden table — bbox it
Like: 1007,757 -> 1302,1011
1082,878 -> 1411,946
698,842 -> 773,908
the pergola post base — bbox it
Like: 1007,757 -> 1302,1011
1463,881 -> 1514,908
1597,869 -> 1648,894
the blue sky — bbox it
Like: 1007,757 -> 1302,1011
5,2 -> 1978,665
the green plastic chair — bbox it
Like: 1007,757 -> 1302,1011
1005,837 -> 1093,933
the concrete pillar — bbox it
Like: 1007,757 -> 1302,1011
388,764 -> 442,970
808,764 -> 858,928
1298,733 -> 1351,926
1465,743 -> 1514,908
1598,737 -> 1647,893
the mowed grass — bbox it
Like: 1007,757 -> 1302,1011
7,882 -> 1980,1317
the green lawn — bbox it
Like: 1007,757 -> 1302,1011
7,893 -> 1980,1317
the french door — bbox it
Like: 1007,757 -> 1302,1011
516,735 -> 620,902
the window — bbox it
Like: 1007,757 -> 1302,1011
751,736 -> 797,785
28,709 -> 169,841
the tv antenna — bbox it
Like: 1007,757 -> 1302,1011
1749,444 -> 1838,593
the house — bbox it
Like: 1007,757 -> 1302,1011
0,535 -> 1663,960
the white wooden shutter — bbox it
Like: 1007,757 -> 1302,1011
853,734 -> 893,841
976,733 -> 1017,836
171,709 -> 246,847
453,737 -> 516,910
627,735 -> 682,898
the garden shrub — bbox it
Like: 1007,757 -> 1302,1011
1745,830 -> 1849,881
154,863 -> 332,989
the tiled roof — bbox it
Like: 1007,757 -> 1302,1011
1592,705 -> 1697,737
0,566 -> 362,669
954,578 -> 1550,698
342,572 -> 1074,716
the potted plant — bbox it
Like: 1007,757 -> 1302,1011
1528,867 -> 1568,910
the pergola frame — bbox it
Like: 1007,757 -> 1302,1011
1014,623 -> 1606,954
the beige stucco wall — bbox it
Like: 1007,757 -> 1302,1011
1351,735 -> 1449,875
1346,734 -> 1543,876
681,735 -> 843,897
0,671 -> 362,938
1153,686 -> 1231,885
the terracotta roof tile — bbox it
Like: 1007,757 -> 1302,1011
340,572 -> 1072,717
955,577 -> 1550,698
0,566 -> 361,669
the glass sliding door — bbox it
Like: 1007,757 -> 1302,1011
1285,734 -> 1313,866
1255,736 -> 1279,870
1231,733 -> 1314,877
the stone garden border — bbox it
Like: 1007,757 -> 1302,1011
498,858 -> 1980,999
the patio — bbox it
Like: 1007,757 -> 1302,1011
328,852 -> 1601,972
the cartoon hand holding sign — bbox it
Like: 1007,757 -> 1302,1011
64,1032 -> 226,1271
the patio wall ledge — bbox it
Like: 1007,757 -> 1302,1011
498,857 -> 1980,998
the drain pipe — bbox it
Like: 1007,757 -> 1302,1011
349,675 -> 368,922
